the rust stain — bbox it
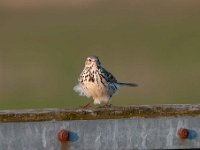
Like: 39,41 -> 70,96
177,128 -> 189,139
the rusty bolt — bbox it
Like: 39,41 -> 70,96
177,128 -> 189,139
58,129 -> 69,142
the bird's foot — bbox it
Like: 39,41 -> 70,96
79,105 -> 91,109
98,103 -> 113,108
80,102 -> 92,109
79,99 -> 94,109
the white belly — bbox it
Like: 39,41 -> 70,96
83,81 -> 110,102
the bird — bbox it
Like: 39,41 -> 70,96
73,56 -> 138,107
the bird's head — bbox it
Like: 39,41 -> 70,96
85,56 -> 101,68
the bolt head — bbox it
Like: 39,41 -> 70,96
58,129 -> 69,142
178,128 -> 189,139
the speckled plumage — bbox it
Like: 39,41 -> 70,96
73,56 -> 137,105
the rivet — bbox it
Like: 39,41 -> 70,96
58,129 -> 69,142
178,128 -> 189,139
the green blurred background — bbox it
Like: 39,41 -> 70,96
1,0 -> 200,109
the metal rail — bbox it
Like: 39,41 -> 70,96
0,104 -> 200,149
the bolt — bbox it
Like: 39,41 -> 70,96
58,129 -> 69,142
177,128 -> 189,139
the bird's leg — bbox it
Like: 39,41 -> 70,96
81,100 -> 93,108
101,102 -> 113,108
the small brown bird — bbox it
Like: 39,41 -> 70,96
73,56 -> 137,107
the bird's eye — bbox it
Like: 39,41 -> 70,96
88,59 -> 91,62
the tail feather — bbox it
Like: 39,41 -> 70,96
117,82 -> 138,87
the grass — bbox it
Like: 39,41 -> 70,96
0,0 -> 200,109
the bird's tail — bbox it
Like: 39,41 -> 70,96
117,82 -> 138,87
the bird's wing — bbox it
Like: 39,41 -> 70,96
100,67 -> 118,83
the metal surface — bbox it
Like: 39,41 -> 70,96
0,104 -> 200,149
0,116 -> 200,149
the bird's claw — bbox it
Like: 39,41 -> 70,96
98,104 -> 113,108
80,103 -> 92,109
